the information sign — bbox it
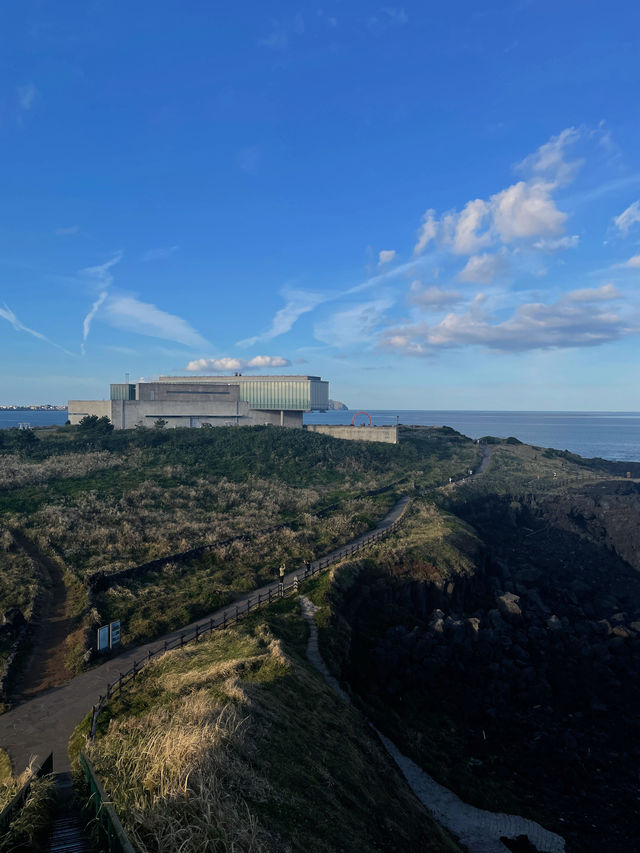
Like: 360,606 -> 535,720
110,620 -> 121,648
97,625 -> 110,652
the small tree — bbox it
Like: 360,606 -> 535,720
78,414 -> 113,434
154,418 -> 168,429
15,429 -> 38,457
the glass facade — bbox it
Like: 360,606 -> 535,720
110,384 -> 136,401
240,378 -> 328,411
157,376 -> 329,411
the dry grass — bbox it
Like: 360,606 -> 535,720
88,632 -> 276,852
84,614 -> 461,853
28,477 -> 323,578
0,450 -> 124,490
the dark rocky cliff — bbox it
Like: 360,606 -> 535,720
325,484 -> 640,853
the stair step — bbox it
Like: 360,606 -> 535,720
47,815 -> 88,852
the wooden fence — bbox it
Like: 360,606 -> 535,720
89,496 -> 412,740
85,476 -> 411,593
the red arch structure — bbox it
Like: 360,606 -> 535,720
351,411 -> 372,426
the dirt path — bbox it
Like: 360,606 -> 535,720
9,531 -> 73,700
299,595 -> 565,853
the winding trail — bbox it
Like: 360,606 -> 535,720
300,595 -> 565,853
0,495 -> 410,775
9,531 -> 73,700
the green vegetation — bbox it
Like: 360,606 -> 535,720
0,423 -> 478,671
95,493 -> 394,648
0,759 -> 55,853
79,600 -> 461,852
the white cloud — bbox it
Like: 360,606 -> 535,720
413,208 -> 437,255
186,357 -> 243,372
185,355 -> 291,372
17,83 -> 37,111
491,181 -> 567,243
614,201 -> 640,235
54,225 -> 79,236
104,296 -> 209,349
141,246 -> 179,262
79,253 -> 123,350
381,287 -> 633,354
626,255 -> 640,269
238,289 -> 325,346
458,252 -> 507,283
247,355 -> 290,368
451,198 -> 492,254
0,304 -> 73,355
314,298 -> 393,345
565,284 -> 620,302
533,235 -> 579,251
411,130 -> 578,262
407,282 -> 462,308
517,127 -> 581,186
80,252 -> 123,288
81,291 -> 107,355
378,249 -> 396,266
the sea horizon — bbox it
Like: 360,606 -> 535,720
2,408 -> 639,463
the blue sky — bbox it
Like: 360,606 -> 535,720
1,0 -> 639,409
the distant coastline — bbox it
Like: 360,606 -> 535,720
0,405 -> 67,411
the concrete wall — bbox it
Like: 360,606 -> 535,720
305,424 -> 398,444
67,400 -> 112,425
251,410 -> 303,428
67,397 -> 303,430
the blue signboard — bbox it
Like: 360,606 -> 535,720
97,625 -> 110,652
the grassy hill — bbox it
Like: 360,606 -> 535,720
74,598 -> 462,853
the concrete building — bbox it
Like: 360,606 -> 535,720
68,375 -> 329,430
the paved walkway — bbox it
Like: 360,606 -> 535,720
0,495 -> 410,775
300,595 -> 565,853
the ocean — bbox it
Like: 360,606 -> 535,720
304,410 -> 640,463
1,409 -> 639,463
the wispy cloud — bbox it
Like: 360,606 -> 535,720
185,355 -> 291,372
17,83 -> 37,111
459,252 -> 507,283
613,201 -> 640,235
314,298 -> 394,346
533,235 -> 579,251
516,126 -> 582,186
237,289 -> 326,346
378,249 -> 396,266
104,296 -> 209,349
82,292 -> 107,355
260,13 -> 304,49
414,209 -> 437,255
367,7 -> 408,32
54,225 -> 79,237
0,304 -> 73,355
407,282 -> 462,309
141,245 -> 179,262
79,253 -> 123,352
81,252 -> 123,288
381,286 -> 635,355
